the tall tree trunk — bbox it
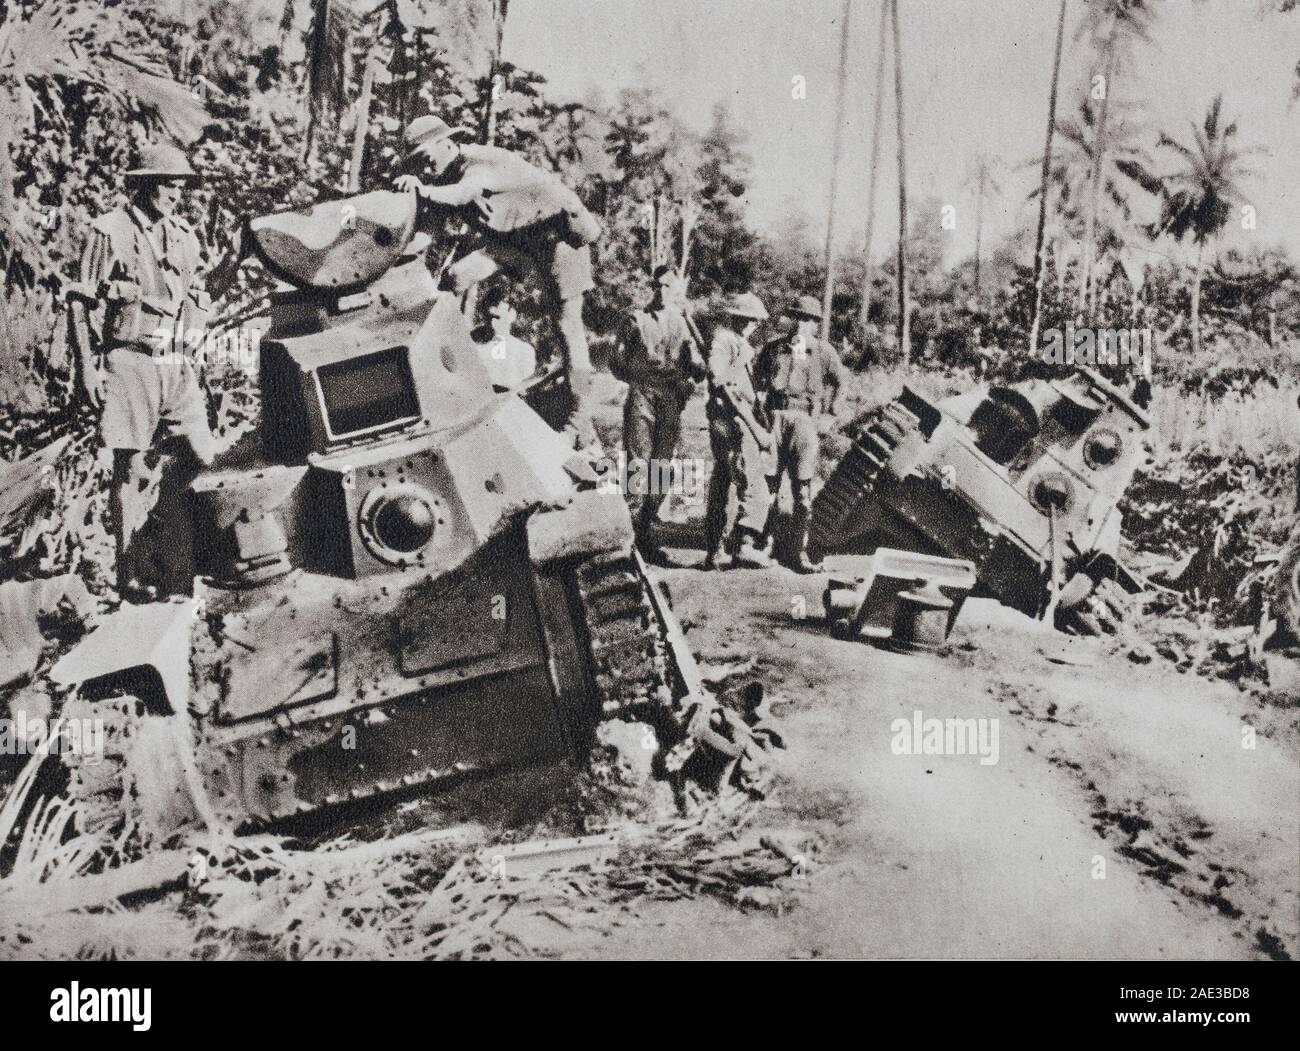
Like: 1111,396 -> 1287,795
347,51 -> 377,192
1079,35 -> 1117,314
820,0 -> 853,343
859,0 -> 889,339
973,168 -> 985,296
1191,239 -> 1204,356
1029,0 -> 1069,356
483,0 -> 509,144
678,198 -> 699,279
890,0 -> 909,365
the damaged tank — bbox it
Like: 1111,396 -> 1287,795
809,368 -> 1152,636
51,190 -> 764,841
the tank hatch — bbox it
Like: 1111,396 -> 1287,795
249,190 -> 417,290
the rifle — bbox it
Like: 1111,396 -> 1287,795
695,316 -> 772,453
64,286 -> 103,410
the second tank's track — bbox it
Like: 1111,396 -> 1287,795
809,401 -> 920,556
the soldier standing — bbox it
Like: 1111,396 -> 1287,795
754,294 -> 827,574
69,143 -> 244,599
608,264 -> 706,563
395,116 -> 602,443
703,293 -> 773,570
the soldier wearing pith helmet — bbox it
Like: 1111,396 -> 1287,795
70,142 -> 246,599
394,114 -> 602,445
703,291 -> 774,570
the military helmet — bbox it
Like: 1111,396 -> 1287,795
720,292 -> 769,321
404,115 -> 475,156
787,294 -> 822,322
125,143 -> 201,183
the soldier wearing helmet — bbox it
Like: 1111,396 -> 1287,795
753,294 -> 830,573
394,115 -> 602,445
703,292 -> 774,570
69,142 -> 247,599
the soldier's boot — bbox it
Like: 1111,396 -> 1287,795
754,475 -> 781,555
790,488 -> 823,575
633,505 -> 672,567
732,528 -> 773,570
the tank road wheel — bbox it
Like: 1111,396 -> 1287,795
1055,575 -> 1133,636
808,402 -> 921,560
1274,530 -> 1300,644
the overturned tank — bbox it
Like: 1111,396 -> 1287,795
52,191 -> 761,840
809,368 -> 1152,635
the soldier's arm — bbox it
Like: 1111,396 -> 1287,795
409,169 -> 490,208
822,344 -> 846,415
730,389 -> 773,450
205,221 -> 253,301
68,229 -> 116,406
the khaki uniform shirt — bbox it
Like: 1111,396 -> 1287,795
756,332 -> 825,415
79,205 -> 210,356
707,326 -> 760,412
615,307 -> 699,385
422,144 -> 601,247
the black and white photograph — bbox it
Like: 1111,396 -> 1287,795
0,0 -> 1296,1001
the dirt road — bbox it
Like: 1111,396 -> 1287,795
570,554 -> 1299,960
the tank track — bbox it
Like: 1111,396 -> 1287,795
573,550 -> 678,719
809,401 -> 919,556
572,549 -> 779,795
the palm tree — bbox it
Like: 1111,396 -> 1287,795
859,0 -> 889,337
1043,97 -> 1151,309
1074,0 -> 1155,313
963,153 -> 1003,297
890,0 -> 909,364
1029,0 -> 1069,355
1124,95 -> 1257,355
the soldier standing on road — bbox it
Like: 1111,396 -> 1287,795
703,293 -> 774,571
69,143 -> 245,600
754,294 -> 827,574
395,115 -> 602,444
608,264 -> 707,563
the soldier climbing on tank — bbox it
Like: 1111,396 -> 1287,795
67,143 -> 248,600
607,264 -> 707,564
703,292 -> 774,570
753,294 -> 828,574
394,115 -> 602,445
